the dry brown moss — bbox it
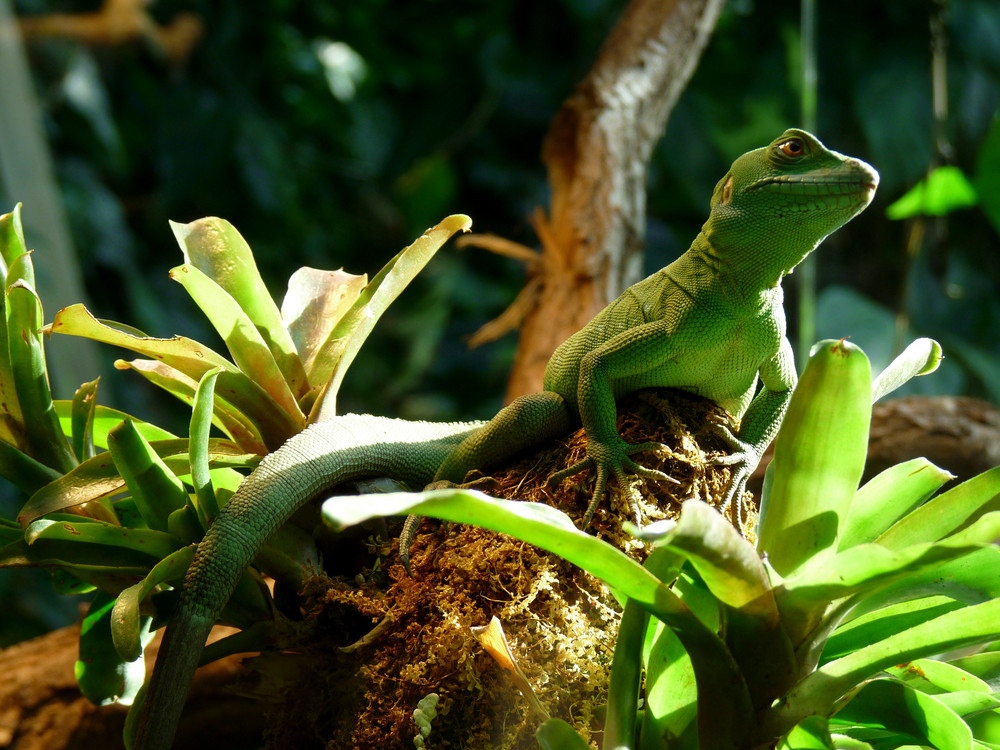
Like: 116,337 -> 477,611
258,388 -> 756,749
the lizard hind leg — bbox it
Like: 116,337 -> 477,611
399,391 -> 575,576
433,390 -> 575,483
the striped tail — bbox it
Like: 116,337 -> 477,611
131,415 -> 481,750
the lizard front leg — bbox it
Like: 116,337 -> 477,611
709,337 -> 797,527
547,324 -> 678,527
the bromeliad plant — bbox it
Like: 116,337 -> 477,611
0,203 -> 470,706
322,337 -> 1000,750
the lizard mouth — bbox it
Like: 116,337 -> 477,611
749,174 -> 877,196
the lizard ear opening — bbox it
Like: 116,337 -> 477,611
720,175 -> 733,206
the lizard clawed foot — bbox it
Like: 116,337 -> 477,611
546,440 -> 676,528
705,426 -> 759,533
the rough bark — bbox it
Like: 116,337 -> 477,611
502,0 -> 725,401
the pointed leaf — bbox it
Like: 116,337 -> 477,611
760,340 -> 871,576
114,359 -> 270,455
76,591 -> 152,706
111,545 -> 195,662
310,214 -> 472,420
823,597 -> 963,663
7,281 -> 76,473
870,338 -> 942,403
0,203 -> 29,280
640,500 -> 776,617
70,378 -> 100,462
189,368 -> 221,525
839,459 -> 953,550
765,597 -> 1000,738
834,678 -> 972,750
877,466 -> 1000,549
50,304 -> 301,449
951,652 -> 1000,691
18,439 -> 256,524
0,206 -> 27,432
784,511 -> 1000,611
107,419 -> 189,531
171,218 -> 308,398
26,518 -> 181,562
168,263 -> 304,421
48,302 -> 233,377
281,267 -> 367,381
888,658 -> 992,695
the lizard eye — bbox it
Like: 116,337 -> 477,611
779,138 -> 805,157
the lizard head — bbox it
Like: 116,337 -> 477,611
704,128 -> 879,279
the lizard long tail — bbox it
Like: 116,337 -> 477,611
132,414 -> 482,750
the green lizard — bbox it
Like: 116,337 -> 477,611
130,129 -> 878,750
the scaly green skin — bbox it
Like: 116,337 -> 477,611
132,129 -> 878,750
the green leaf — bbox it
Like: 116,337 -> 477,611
535,718 -> 593,750
6,280 -> 76,473
934,690 -> 1000,718
604,548 -> 682,750
0,203 -> 29,280
823,597 -> 963,663
779,716 -> 835,750
280,267 -> 367,385
111,546 -> 195,662
887,658 -> 992,695
70,378 -> 100,462
0,438 -> 61,495
114,359 -> 269,455
168,263 -> 304,421
642,617 -> 699,750
640,500 -> 776,617
107,419 -> 189,532
0,206 -> 26,438
189,368 -> 222,526
759,340 -> 871,576
76,591 -> 152,706
886,165 -> 979,219
876,465 -> 1000,549
310,214 -> 472,420
637,501 -> 797,707
764,597 -> 1000,738
870,338 -> 942,403
26,518 -> 181,562
170,217 -> 309,398
783,512 -> 1000,618
838,459 -> 954,550
49,304 -> 297,450
951,652 -> 1000,692
18,438 -> 255,525
55,401 -> 177,449
322,488 -> 757,746
833,678 -> 972,750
